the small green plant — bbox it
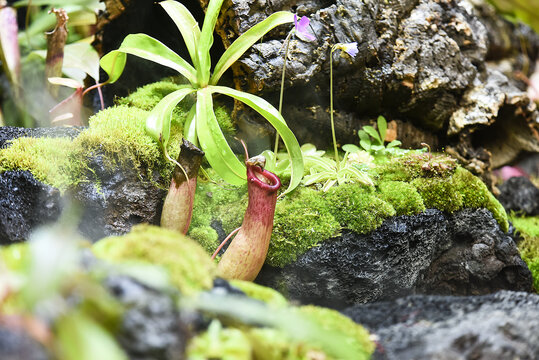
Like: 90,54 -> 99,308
99,0 -> 303,194
264,143 -> 373,192
343,115 -> 404,160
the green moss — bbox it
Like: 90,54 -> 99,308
117,79 -> 235,137
268,187 -> 340,267
510,215 -> 539,290
453,167 -> 509,232
76,105 -> 180,181
0,137 -> 83,191
326,184 -> 395,234
296,305 -> 375,359
229,280 -> 288,308
412,176 -> 464,213
188,181 -> 246,253
0,78 -> 237,192
187,320 -> 252,360
377,180 -> 425,215
92,224 -> 215,295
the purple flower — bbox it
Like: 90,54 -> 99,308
294,14 -> 315,42
335,42 -> 359,58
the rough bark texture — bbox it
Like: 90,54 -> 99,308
256,208 -> 533,309
497,176 -> 539,215
343,290 -> 539,360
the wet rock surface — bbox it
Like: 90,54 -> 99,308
0,127 -> 165,243
257,208 -> 533,308
105,275 -> 186,360
73,154 -> 166,241
498,176 -> 539,215
343,290 -> 539,360
0,170 -> 62,244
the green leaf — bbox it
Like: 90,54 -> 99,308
209,85 -> 304,194
100,34 -> 197,84
342,144 -> 361,153
183,104 -> 198,145
160,0 -> 201,68
358,130 -> 370,142
359,139 -> 371,151
210,11 -> 294,85
387,140 -> 402,148
377,115 -> 387,143
145,86 -> 195,148
362,126 -> 382,144
196,88 -> 246,185
197,0 -> 225,86
55,311 -> 127,360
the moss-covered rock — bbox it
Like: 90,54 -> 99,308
0,79 -> 236,193
511,215 -> 539,290
190,155 -> 508,268
378,180 -> 425,215
92,225 -> 215,295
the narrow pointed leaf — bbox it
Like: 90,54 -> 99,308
183,104 -> 198,145
210,11 -> 294,85
209,85 -> 303,194
100,34 -> 197,84
145,86 -> 196,148
377,116 -> 387,143
160,0 -> 200,67
196,88 -> 245,185
197,0 -> 224,85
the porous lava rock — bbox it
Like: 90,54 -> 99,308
0,170 -> 62,244
0,127 -> 165,243
343,290 -> 539,360
256,208 -> 533,308
105,275 -> 186,360
497,176 -> 539,215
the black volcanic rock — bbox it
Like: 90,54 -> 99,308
498,176 -> 539,215
0,170 -> 62,244
257,208 -> 533,308
0,127 -> 165,243
343,290 -> 539,360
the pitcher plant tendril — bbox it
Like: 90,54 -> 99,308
161,139 -> 204,234
214,142 -> 281,281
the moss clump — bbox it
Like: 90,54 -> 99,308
76,105 -> 181,182
188,180 -> 246,254
0,137 -> 83,191
412,176 -> 464,213
453,167 -> 509,232
117,79 -> 235,137
297,305 -> 375,360
229,280 -> 288,308
326,184 -> 396,234
378,180 -> 425,215
510,215 -> 539,290
0,78 -> 237,192
187,320 -> 252,360
268,187 -> 340,267
92,224 -> 215,295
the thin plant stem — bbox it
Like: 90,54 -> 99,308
274,31 -> 293,155
330,46 -> 340,170
212,227 -> 241,260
